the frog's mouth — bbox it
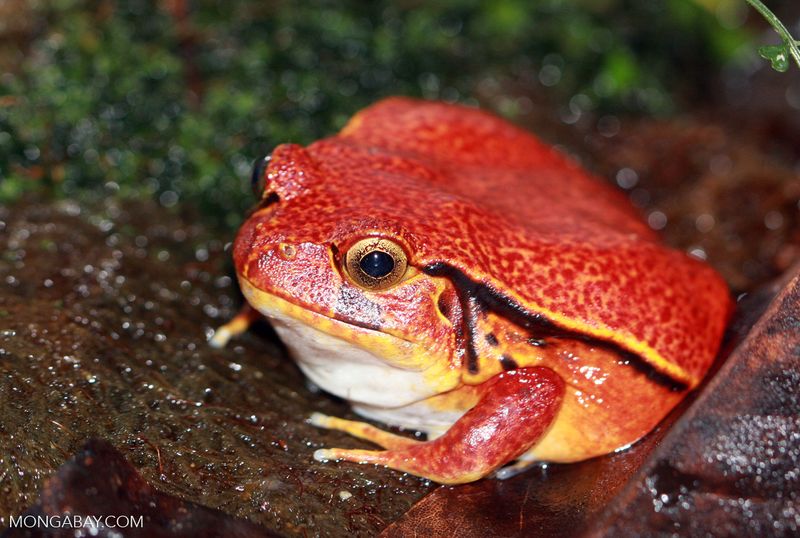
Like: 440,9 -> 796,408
238,277 -> 458,408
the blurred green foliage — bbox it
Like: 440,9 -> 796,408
0,0 -> 749,230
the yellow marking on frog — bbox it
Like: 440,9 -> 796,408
477,280 -> 695,387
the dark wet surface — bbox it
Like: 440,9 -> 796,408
3,439 -> 275,538
0,199 -> 433,536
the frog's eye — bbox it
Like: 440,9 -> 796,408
344,238 -> 408,291
251,155 -> 271,199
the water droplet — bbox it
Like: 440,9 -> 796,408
765,210 -> 784,230
538,64 -> 561,87
647,211 -> 667,230
688,247 -> 707,260
695,213 -> 715,233
159,190 -> 179,208
597,115 -> 620,137
615,167 -> 639,189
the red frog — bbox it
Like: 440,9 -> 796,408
212,98 -> 732,484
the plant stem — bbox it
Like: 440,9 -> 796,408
746,0 -> 800,70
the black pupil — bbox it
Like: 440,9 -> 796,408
359,250 -> 395,279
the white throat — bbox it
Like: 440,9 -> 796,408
264,310 -> 439,408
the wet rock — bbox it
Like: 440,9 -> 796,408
2,439 -> 274,538
0,198 -> 433,536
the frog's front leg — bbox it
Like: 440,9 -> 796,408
209,304 -> 261,348
312,367 -> 564,484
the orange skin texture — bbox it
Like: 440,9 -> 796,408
232,97 -> 733,483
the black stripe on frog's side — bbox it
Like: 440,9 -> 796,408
500,354 -> 518,371
422,261 -> 687,390
424,262 -> 484,374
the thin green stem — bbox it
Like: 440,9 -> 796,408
746,0 -> 800,70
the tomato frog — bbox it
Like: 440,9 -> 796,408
212,98 -> 732,484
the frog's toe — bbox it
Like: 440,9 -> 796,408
313,447 -> 383,464
308,413 -> 421,449
310,445 -> 483,484
313,448 -> 334,462
209,305 -> 260,348
208,326 -> 232,348
493,459 -> 537,480
308,412 -> 332,428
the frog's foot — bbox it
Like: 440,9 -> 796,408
209,304 -> 261,348
309,413 -> 421,450
312,367 -> 564,484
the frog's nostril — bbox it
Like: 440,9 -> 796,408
258,191 -> 280,210
279,243 -> 297,259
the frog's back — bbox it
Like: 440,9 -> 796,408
337,97 -> 653,240
294,97 -> 730,389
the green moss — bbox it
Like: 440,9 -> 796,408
0,0 -> 750,230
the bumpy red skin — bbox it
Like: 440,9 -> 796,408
236,97 -> 732,387
233,98 -> 733,483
